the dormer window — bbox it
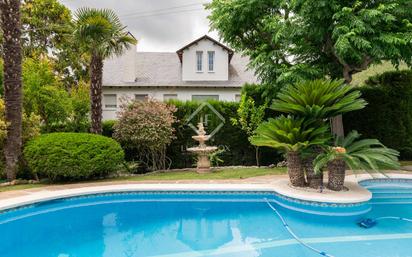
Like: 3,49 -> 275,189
208,51 -> 215,72
196,51 -> 203,72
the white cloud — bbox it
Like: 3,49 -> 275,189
60,0 -> 219,52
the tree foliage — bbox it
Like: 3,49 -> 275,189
21,0 -> 88,88
70,80 -> 90,130
21,0 -> 72,56
0,98 -> 41,177
233,94 -> 267,140
23,58 -> 72,128
207,0 -> 412,90
232,92 -> 267,165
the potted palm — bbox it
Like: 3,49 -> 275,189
314,131 -> 400,191
251,115 -> 330,187
270,79 -> 367,187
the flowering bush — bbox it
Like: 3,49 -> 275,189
114,98 -> 176,170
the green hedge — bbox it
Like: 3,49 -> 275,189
41,120 -> 116,137
24,133 -> 124,181
166,100 -> 281,168
344,70 -> 412,160
98,100 -> 282,169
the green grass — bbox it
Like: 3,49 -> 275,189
352,62 -> 409,86
0,183 -> 47,192
401,161 -> 412,167
0,167 -> 286,192
114,167 -> 287,181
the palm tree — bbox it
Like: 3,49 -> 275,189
271,79 -> 367,120
0,0 -> 23,181
73,8 -> 136,134
270,79 -> 367,187
251,116 -> 330,187
314,131 -> 400,191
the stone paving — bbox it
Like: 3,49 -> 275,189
0,170 -> 410,203
0,174 -> 289,200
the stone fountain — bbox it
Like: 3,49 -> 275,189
187,122 -> 218,173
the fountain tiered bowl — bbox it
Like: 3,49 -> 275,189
187,124 -> 218,173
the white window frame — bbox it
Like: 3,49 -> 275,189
135,94 -> 148,101
163,94 -> 178,101
196,51 -> 203,72
103,94 -> 117,109
192,95 -> 219,101
208,51 -> 215,72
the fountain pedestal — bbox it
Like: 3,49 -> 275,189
187,123 -> 218,173
196,153 -> 213,173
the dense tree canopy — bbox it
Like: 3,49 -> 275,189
21,0 -> 88,88
23,58 -> 72,128
21,0 -> 72,56
207,0 -> 412,89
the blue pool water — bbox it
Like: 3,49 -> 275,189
0,180 -> 411,257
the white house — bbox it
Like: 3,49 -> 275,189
102,35 -> 258,120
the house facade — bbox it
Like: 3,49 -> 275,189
102,35 -> 258,120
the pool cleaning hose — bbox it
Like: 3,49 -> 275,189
264,198 -> 335,257
358,216 -> 412,228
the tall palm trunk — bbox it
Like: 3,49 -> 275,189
90,53 -> 103,134
286,151 -> 305,187
331,115 -> 344,137
327,159 -> 346,191
1,0 -> 23,181
331,75 -> 352,137
255,146 -> 260,167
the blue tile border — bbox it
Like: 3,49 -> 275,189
0,189 -> 369,216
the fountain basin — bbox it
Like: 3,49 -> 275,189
187,146 -> 218,153
188,146 -> 218,173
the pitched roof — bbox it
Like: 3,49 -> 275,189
103,52 -> 257,88
176,35 -> 234,63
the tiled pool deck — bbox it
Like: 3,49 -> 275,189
0,172 -> 411,212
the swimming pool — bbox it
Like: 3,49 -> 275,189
0,179 -> 411,257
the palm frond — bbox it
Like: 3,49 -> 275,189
251,115 -> 330,153
271,79 -> 367,119
313,130 -> 400,174
74,8 -> 137,58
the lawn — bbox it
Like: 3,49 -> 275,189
352,61 -> 409,86
401,161 -> 412,167
115,167 -> 287,181
0,167 -> 286,192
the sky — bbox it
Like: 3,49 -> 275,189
60,0 -> 219,52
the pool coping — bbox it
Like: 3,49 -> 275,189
0,173 -> 411,212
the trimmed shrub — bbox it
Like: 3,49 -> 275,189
344,70 -> 412,159
102,120 -> 116,137
24,133 -> 124,181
